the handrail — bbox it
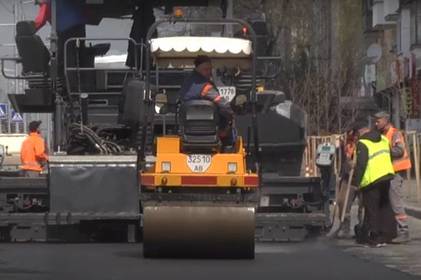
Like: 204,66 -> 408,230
1,57 -> 47,80
63,37 -> 143,95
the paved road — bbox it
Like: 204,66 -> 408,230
0,240 -> 420,280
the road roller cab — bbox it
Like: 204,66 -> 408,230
139,18 -> 261,258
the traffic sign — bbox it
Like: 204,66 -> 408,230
11,110 -> 23,122
0,103 -> 7,120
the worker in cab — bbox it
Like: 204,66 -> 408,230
352,121 -> 396,247
374,111 -> 412,243
179,55 -> 235,145
20,121 -> 48,177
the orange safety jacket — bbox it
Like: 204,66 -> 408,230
384,126 -> 412,172
344,138 -> 356,160
200,82 -> 234,120
20,132 -> 48,172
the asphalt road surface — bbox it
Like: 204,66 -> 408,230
1,240 -> 420,280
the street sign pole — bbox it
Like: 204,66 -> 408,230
0,103 -> 8,134
11,110 -> 24,133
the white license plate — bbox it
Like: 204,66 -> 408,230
187,154 -> 212,173
219,86 -> 236,102
260,196 -> 270,207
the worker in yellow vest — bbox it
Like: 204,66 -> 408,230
374,111 -> 411,243
352,122 -> 396,247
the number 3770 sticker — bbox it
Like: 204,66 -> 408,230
187,154 -> 212,173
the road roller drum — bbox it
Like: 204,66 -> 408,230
143,203 -> 255,258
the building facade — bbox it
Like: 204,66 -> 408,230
364,0 -> 421,128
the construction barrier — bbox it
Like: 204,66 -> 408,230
405,131 -> 421,202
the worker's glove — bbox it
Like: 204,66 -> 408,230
234,95 -> 248,107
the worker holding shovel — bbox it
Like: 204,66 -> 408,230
334,127 -> 363,238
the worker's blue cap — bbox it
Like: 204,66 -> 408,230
29,121 -> 42,132
194,55 -> 211,67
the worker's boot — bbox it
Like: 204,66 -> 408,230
337,217 -> 353,239
392,225 -> 410,244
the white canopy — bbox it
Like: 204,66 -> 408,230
150,36 -> 252,68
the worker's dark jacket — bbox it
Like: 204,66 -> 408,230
179,71 -> 234,121
353,130 -> 394,188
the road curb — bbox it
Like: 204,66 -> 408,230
406,205 -> 421,220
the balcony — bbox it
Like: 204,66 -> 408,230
373,0 -> 397,29
384,0 -> 399,21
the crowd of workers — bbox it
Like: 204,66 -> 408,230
337,112 -> 412,246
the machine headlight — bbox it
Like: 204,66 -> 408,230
161,161 -> 171,172
228,162 -> 237,173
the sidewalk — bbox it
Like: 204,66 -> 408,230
333,180 -> 421,277
404,180 -> 421,220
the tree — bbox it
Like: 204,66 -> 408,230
234,0 -> 364,134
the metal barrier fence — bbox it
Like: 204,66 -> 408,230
404,131 -> 421,202
305,132 -> 421,202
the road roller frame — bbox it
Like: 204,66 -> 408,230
139,18 -> 260,259
140,137 -> 258,190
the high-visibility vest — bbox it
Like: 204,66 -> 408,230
384,126 -> 412,172
359,136 -> 395,188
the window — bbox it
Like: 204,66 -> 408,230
363,0 -> 374,32
410,0 -> 421,46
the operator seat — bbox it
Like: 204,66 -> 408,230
180,100 -> 220,153
15,21 -> 50,75
6,21 -> 54,113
